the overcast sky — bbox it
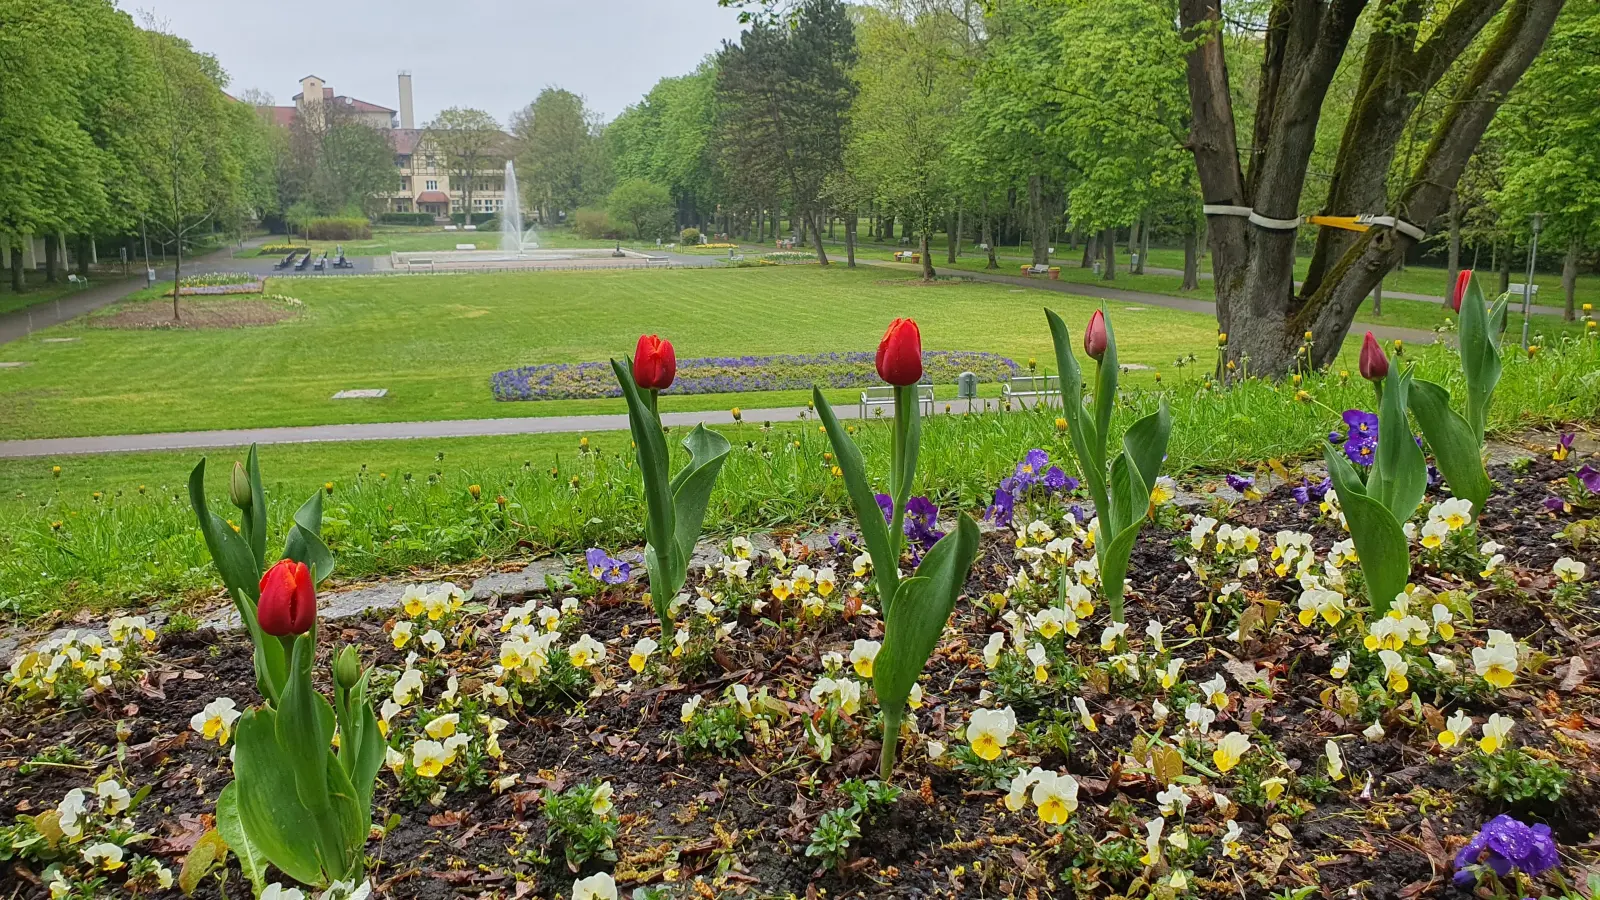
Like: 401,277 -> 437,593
122,0 -> 751,125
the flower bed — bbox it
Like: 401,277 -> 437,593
2,455 -> 1597,899
172,273 -> 265,296
491,350 -> 1020,401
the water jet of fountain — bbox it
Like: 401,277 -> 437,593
501,161 -> 530,253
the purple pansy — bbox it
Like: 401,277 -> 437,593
1546,495 -> 1570,513
1291,477 -> 1331,505
1577,464 -> 1600,495
584,547 -> 631,585
1043,466 -> 1074,492
1453,815 -> 1560,887
987,487 -> 1016,527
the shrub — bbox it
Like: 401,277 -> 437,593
680,227 -> 702,245
573,207 -> 617,240
378,213 -> 434,226
449,212 -> 496,226
304,217 -> 371,241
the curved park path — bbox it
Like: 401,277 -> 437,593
0,259 -> 1447,459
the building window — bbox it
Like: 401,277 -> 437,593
425,180 -> 437,191
399,177 -> 408,192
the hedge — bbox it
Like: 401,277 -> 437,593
305,217 -> 372,240
378,213 -> 434,226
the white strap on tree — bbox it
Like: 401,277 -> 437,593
1202,204 -> 1252,218
1248,211 -> 1303,231
1355,214 -> 1426,241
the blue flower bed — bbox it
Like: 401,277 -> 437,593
491,351 -> 1021,402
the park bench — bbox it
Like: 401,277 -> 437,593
1001,374 -> 1061,408
444,225 -> 458,231
893,251 -> 921,263
312,253 -> 327,272
463,224 -> 477,231
455,243 -> 476,250
274,250 -> 299,270
406,258 -> 434,272
859,382 -> 935,419
1508,283 -> 1539,298
1019,264 -> 1061,279
334,249 -> 353,269
67,273 -> 89,285
294,252 -> 312,271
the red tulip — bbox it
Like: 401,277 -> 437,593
1451,269 -> 1473,313
633,335 -> 676,390
1084,309 -> 1108,362
1358,331 -> 1389,381
257,559 -> 316,636
875,318 -> 923,386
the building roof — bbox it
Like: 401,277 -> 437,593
390,128 -> 425,155
416,191 -> 450,203
289,86 -> 395,113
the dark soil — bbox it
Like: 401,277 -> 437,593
3,456 -> 1598,899
92,299 -> 299,330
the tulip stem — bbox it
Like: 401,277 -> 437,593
879,708 -> 902,782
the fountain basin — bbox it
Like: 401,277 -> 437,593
389,247 -> 660,272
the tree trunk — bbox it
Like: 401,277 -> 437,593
920,231 -> 934,281
1127,218 -> 1139,266
1101,228 -> 1116,281
76,236 -> 91,277
1182,222 -> 1199,291
845,212 -> 857,268
946,209 -> 957,264
44,237 -> 58,284
1444,192 -> 1462,307
1028,168 -> 1048,266
1082,232 -> 1097,270
1139,213 -> 1150,275
1562,236 -> 1578,321
982,194 -> 998,270
828,213 -> 835,240
9,239 -> 23,293
808,208 -> 829,265
955,205 -> 965,259
1499,241 -> 1512,295
1180,0 -> 1564,374
1372,280 -> 1382,316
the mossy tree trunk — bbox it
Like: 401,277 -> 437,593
1180,0 -> 1565,375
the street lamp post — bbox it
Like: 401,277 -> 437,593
1521,212 -> 1543,351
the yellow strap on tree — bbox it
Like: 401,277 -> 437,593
1305,215 -> 1370,233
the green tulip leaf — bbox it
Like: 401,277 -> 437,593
284,492 -> 335,584
1409,378 -> 1492,517
242,444 -> 268,574
1457,275 -> 1504,441
231,711 -> 326,886
1324,443 -> 1411,615
1368,368 -> 1427,524
670,424 -> 732,582
613,356 -> 683,631
177,828 -> 229,896
1046,308 -> 1108,516
815,387 -> 899,614
188,459 -> 262,603
215,783 -> 268,894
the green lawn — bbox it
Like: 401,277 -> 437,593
0,264 -> 1227,441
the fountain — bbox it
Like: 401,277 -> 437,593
389,161 -> 659,271
499,161 -> 538,253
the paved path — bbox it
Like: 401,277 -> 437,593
860,258 -> 1441,346
0,237 -> 275,345
0,400 -> 1023,459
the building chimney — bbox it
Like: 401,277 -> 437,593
398,71 -> 414,130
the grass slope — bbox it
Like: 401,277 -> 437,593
0,265 -> 1225,440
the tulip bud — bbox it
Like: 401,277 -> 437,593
1451,269 -> 1472,313
1358,332 -> 1389,382
875,318 -> 923,386
229,461 -> 252,511
257,559 -> 316,636
633,334 -> 676,390
1084,309 -> 1108,362
333,645 -> 361,690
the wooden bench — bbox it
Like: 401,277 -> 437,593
455,243 -> 476,250
312,253 -> 327,271
894,251 -> 922,263
274,250 -> 299,270
1019,264 -> 1061,279
859,383 -> 935,419
406,258 -> 434,272
294,252 -> 312,271
1508,282 -> 1539,297
1001,374 -> 1061,408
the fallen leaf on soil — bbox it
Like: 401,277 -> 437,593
1559,656 -> 1589,691
428,809 -> 468,827
1419,820 -> 1449,873
151,813 -> 212,854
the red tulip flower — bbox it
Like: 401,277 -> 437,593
1451,269 -> 1473,313
1084,309 -> 1108,362
633,335 -> 676,391
257,559 -> 316,636
876,318 -> 923,386
1358,331 -> 1389,382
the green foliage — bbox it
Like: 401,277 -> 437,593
572,206 -> 618,239
679,227 -> 701,244
606,178 -> 674,239
1470,747 -> 1569,808
805,779 -> 900,871
304,217 -> 372,241
512,88 -> 610,219
538,780 -> 618,870
378,212 -> 434,226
